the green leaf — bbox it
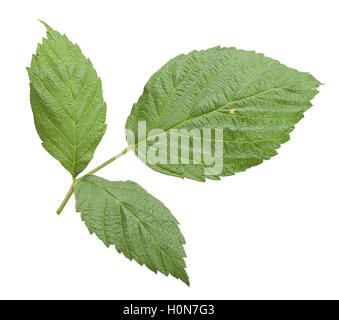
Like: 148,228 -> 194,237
74,175 -> 189,285
27,21 -> 107,177
126,46 -> 320,181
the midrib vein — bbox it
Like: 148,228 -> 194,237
46,37 -> 78,177
133,80 -> 305,148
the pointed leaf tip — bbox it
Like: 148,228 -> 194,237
38,19 -> 52,30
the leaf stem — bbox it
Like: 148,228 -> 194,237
55,146 -> 131,215
82,146 -> 131,177
56,181 -> 75,215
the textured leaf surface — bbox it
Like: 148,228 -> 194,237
28,22 -> 106,177
74,175 -> 189,285
126,46 -> 320,181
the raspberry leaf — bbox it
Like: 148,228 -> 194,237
74,175 -> 189,285
126,47 -> 320,181
27,22 -> 107,177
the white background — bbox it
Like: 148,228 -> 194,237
0,0 -> 338,299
